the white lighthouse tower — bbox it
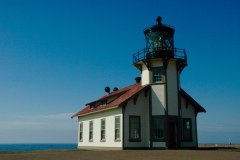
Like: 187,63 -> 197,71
133,16 -> 188,149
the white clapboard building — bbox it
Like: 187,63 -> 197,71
72,16 -> 206,150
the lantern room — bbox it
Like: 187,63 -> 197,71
133,16 -> 187,71
144,16 -> 175,58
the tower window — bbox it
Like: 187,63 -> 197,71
152,67 -> 163,83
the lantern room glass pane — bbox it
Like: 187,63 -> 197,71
145,31 -> 173,52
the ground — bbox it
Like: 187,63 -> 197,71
0,148 -> 240,160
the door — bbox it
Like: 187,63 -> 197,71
169,118 -> 178,149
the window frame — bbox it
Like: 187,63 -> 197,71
90,103 -> 95,109
182,118 -> 193,142
89,121 -> 93,142
79,122 -> 83,142
115,116 -> 121,141
102,100 -> 107,105
129,116 -> 141,142
153,116 -> 165,141
100,119 -> 106,141
151,67 -> 164,84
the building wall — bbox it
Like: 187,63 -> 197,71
152,142 -> 166,147
78,107 -> 122,148
151,85 -> 165,115
151,59 -> 163,67
141,59 -> 164,86
181,97 -> 198,147
167,60 -> 178,116
123,91 -> 149,148
142,64 -> 150,85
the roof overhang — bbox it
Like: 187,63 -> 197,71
72,105 -> 119,118
180,88 -> 206,113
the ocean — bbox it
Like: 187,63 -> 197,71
0,143 -> 77,152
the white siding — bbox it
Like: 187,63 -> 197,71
151,85 -> 165,115
78,107 -> 122,148
151,59 -> 163,67
141,64 -> 150,85
152,142 -> 166,147
167,60 -> 178,116
124,91 -> 149,148
141,59 -> 163,86
181,97 -> 198,147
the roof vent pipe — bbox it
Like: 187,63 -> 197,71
113,87 -> 118,92
135,77 -> 141,83
105,86 -> 110,94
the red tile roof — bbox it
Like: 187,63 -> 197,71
71,83 -> 149,118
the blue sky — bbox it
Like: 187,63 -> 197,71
0,0 -> 239,144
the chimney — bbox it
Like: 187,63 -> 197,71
135,77 -> 141,83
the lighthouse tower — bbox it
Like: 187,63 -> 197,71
133,16 -> 187,149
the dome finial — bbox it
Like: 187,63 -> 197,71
156,16 -> 162,26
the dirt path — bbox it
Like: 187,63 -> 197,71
0,149 -> 240,160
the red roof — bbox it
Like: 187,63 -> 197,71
71,83 -> 149,118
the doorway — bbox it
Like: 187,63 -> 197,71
169,118 -> 178,149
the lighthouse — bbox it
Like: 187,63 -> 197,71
72,16 -> 205,150
133,16 -> 190,149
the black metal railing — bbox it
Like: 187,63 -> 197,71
133,48 -> 187,64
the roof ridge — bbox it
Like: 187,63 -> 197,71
86,83 -> 141,104
72,83 -> 144,118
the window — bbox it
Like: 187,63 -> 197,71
129,116 -> 141,141
102,100 -> 107,105
115,117 -> 120,140
101,119 -> 105,140
152,67 -> 163,83
182,118 -> 192,141
89,121 -> 93,141
153,116 -> 164,140
79,122 -> 83,141
90,103 -> 95,109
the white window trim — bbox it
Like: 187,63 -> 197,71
100,119 -> 106,141
79,122 -> 83,142
115,116 -> 121,141
151,67 -> 164,83
89,121 -> 93,142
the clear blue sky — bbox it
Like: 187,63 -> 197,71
0,0 -> 239,144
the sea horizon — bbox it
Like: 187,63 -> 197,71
1,143 -> 239,152
0,143 -> 78,152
